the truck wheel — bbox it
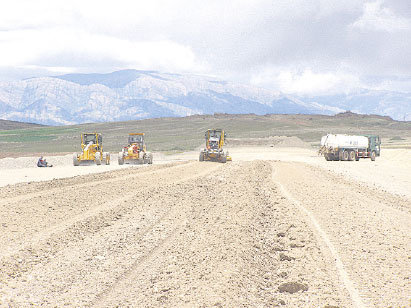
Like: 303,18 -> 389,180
325,154 -> 330,161
371,151 -> 376,161
342,151 -> 349,161
73,153 -> 79,166
118,152 -> 124,165
348,151 -> 356,161
199,152 -> 204,162
338,151 -> 343,161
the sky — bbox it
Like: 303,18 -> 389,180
0,0 -> 410,95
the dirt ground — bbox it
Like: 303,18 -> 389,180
0,147 -> 410,307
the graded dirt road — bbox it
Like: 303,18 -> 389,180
0,148 -> 410,307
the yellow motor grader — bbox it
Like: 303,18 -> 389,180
199,129 -> 232,163
118,133 -> 153,165
73,133 -> 110,166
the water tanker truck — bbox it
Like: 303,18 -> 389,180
319,134 -> 381,161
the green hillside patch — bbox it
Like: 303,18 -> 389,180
0,113 -> 410,154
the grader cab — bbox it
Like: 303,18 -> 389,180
118,133 -> 153,165
199,129 -> 232,163
73,133 -> 110,166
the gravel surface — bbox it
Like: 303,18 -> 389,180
0,147 -> 409,307
273,162 -> 410,307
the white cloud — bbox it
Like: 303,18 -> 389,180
367,77 -> 411,93
0,27 -> 201,73
0,0 -> 207,75
0,0 -> 410,95
351,0 -> 410,32
17,65 -> 76,74
251,68 -> 361,95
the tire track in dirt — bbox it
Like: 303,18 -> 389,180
273,161 -> 411,307
14,168 -> 220,306
0,161 -> 190,205
274,175 -> 365,308
90,217 -> 185,308
2,160 -> 394,307
0,161 -> 220,250
89,161 -> 350,308
89,176 -> 225,308
0,162 -> 223,306
87,161 -> 259,308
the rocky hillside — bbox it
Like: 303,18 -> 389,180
0,119 -> 44,130
301,90 -> 411,122
0,70 -> 409,125
0,70 -> 342,125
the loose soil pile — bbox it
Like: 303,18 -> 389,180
227,136 -> 310,148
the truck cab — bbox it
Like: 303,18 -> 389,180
367,135 -> 381,157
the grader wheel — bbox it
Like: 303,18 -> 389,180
73,153 -> 79,166
221,155 -> 227,163
143,153 -> 152,164
118,152 -> 124,165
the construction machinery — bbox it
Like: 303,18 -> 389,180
319,134 -> 381,161
199,129 -> 232,163
73,133 -> 110,166
118,133 -> 153,165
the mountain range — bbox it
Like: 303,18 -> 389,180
0,69 -> 409,125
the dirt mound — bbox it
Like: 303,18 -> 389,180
0,154 -> 72,169
227,136 -> 310,148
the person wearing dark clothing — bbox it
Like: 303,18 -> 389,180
37,156 -> 51,167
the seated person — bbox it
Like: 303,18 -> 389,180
37,156 -> 48,167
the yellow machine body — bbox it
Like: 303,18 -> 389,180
199,129 -> 232,163
73,133 -> 110,166
118,133 -> 153,165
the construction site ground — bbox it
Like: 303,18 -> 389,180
0,147 -> 410,307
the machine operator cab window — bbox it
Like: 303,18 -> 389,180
209,137 -> 219,150
129,135 -> 143,144
83,134 -> 102,151
128,135 -> 144,150
206,130 -> 225,150
84,134 -> 97,144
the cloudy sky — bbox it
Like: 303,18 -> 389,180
0,0 -> 410,95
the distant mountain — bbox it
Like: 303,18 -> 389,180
0,119 -> 44,130
0,70 -> 408,125
301,90 -> 411,121
0,70 -> 342,125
